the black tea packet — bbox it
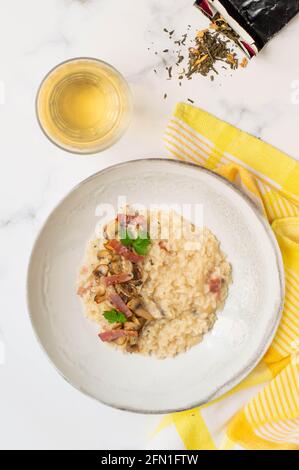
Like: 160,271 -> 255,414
195,0 -> 299,56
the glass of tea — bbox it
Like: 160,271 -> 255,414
36,58 -> 132,154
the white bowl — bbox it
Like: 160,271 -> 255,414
27,159 -> 284,413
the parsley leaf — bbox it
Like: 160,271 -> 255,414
103,309 -> 127,324
120,229 -> 151,255
132,234 -> 151,255
119,229 -> 133,246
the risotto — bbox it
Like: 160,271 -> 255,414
77,210 -> 232,358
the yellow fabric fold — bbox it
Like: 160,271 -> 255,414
155,103 -> 299,450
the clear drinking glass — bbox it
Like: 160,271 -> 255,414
36,58 -> 132,154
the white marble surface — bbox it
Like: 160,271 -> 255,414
1,0 -> 299,450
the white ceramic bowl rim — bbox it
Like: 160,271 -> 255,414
26,158 -> 285,413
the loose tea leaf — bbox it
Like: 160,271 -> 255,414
166,66 -> 173,79
151,13 -> 247,89
187,29 -> 238,78
176,55 -> 184,65
181,33 -> 187,45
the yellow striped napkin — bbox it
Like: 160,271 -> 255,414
150,103 -> 299,451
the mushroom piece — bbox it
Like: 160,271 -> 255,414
133,316 -> 146,328
115,282 -> 138,300
123,259 -> 133,273
126,344 -> 139,353
126,336 -> 139,353
126,297 -> 141,310
127,298 -> 154,321
93,264 -> 109,277
103,220 -> 118,239
94,293 -> 106,304
115,336 -> 127,346
133,264 -> 142,279
131,264 -> 143,286
96,285 -> 106,296
109,255 -> 133,276
97,250 -> 112,265
124,321 -> 139,331
134,307 -> 154,321
109,260 -> 122,275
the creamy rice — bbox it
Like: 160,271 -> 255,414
77,210 -> 232,358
